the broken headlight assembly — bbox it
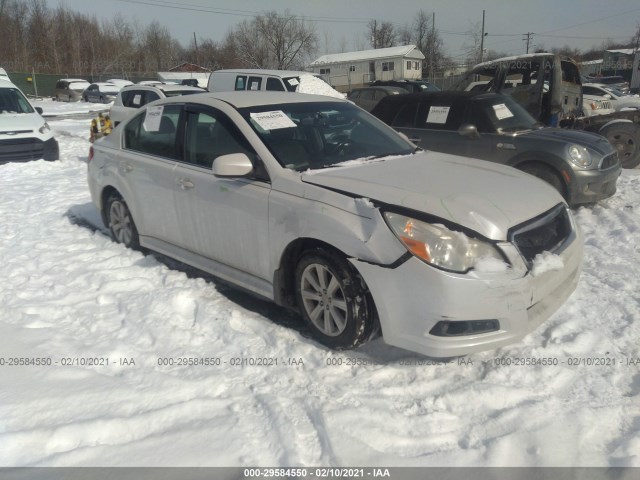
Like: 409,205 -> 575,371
383,212 -> 506,273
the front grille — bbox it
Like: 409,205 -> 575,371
600,100 -> 612,110
509,204 -> 573,266
0,137 -> 45,162
600,153 -> 619,170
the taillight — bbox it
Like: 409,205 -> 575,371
88,146 -> 94,163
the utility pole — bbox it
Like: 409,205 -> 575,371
430,12 -> 435,82
193,32 -> 199,64
479,10 -> 485,63
523,32 -> 534,54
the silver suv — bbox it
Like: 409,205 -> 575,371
109,83 -> 204,126
88,92 -> 583,357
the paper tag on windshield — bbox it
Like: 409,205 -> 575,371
143,106 -> 164,131
426,106 -> 450,124
287,78 -> 299,86
492,103 -> 514,120
250,111 -> 297,130
133,94 -> 142,106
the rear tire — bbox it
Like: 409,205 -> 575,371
294,249 -> 376,350
106,194 -> 140,249
600,123 -> 640,169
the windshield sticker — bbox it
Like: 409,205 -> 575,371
249,81 -> 260,91
287,78 -> 300,86
133,94 -> 142,106
426,106 -> 450,124
143,106 -> 164,132
250,111 -> 297,131
492,103 -> 514,120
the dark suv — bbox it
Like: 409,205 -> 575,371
371,91 -> 620,206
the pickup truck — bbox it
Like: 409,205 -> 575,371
452,53 -> 640,168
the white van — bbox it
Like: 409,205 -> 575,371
0,78 -> 59,163
207,69 -> 316,93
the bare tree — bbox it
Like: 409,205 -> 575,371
367,20 -> 396,49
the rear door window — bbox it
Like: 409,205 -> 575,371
124,104 -> 183,160
417,99 -> 465,130
391,101 -> 419,127
248,76 -> 262,91
266,77 -> 285,91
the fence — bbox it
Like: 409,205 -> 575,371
6,72 -> 158,98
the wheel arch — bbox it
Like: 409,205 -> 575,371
509,156 -> 569,199
273,238 -> 354,309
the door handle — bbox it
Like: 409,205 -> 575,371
176,177 -> 195,190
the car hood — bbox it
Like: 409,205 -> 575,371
0,112 -> 44,133
521,127 -> 614,155
301,152 -> 563,241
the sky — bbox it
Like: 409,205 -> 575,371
46,0 -> 640,61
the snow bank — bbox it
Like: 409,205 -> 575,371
296,74 -> 346,99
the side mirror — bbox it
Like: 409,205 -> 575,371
35,107 -> 43,115
603,94 -> 612,100
458,123 -> 480,139
212,153 -> 253,177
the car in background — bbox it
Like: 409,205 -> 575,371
106,79 -> 134,88
347,86 -> 407,111
82,82 -> 121,103
109,83 -> 204,126
582,83 -> 640,111
584,75 -> 629,94
0,78 -> 59,163
88,91 -> 583,358
582,96 -> 615,117
371,91 -> 620,207
370,79 -> 440,93
208,69 -> 324,92
54,78 -> 91,102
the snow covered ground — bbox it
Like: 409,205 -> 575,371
0,114 -> 639,468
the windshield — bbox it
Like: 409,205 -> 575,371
240,102 -> 416,171
604,87 -> 624,97
469,96 -> 538,134
0,87 -> 35,114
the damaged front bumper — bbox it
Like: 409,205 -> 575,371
351,225 -> 583,358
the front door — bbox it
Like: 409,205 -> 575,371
172,105 -> 272,281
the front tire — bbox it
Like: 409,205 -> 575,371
520,164 -> 566,198
295,249 -> 376,350
106,194 -> 140,249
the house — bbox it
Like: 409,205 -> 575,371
310,45 -> 425,92
157,62 -> 211,88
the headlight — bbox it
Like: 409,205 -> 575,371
39,122 -> 51,134
383,212 -> 506,273
567,144 -> 592,168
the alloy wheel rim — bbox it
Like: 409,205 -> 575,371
300,263 -> 348,336
110,201 -> 132,245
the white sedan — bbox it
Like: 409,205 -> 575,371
88,92 -> 582,357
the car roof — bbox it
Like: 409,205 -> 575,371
379,90 -> 501,102
92,82 -> 118,87
353,86 -> 407,92
121,84 -> 204,92
213,69 -> 312,77
60,78 -> 89,83
0,78 -> 18,88
153,91 -> 349,108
